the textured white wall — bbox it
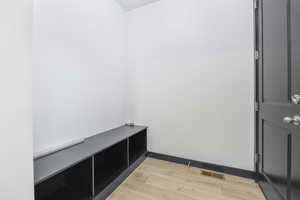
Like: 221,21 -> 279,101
0,0 -> 34,199
33,0 -> 128,154
127,0 -> 255,170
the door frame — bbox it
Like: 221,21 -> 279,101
254,0 -> 260,180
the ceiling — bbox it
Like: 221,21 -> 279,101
115,0 -> 160,11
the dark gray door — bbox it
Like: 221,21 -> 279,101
256,0 -> 300,200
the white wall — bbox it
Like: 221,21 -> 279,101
33,0 -> 128,154
116,0 -> 160,11
0,0 -> 34,199
128,0 -> 254,170
33,0 -> 254,170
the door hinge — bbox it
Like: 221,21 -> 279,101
254,50 -> 260,60
254,153 -> 260,165
255,102 -> 260,112
254,0 -> 259,9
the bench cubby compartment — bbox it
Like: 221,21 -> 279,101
35,158 -> 93,200
94,139 -> 128,195
129,130 -> 147,164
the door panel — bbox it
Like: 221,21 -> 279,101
291,132 -> 300,200
291,0 -> 300,93
263,121 -> 290,199
262,0 -> 288,102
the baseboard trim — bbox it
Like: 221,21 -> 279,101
147,152 -> 256,179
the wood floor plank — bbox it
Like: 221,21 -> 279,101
107,158 -> 266,200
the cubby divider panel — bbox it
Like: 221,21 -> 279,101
94,139 -> 128,195
129,130 -> 147,165
35,158 -> 93,200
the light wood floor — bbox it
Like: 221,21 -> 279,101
107,158 -> 266,200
